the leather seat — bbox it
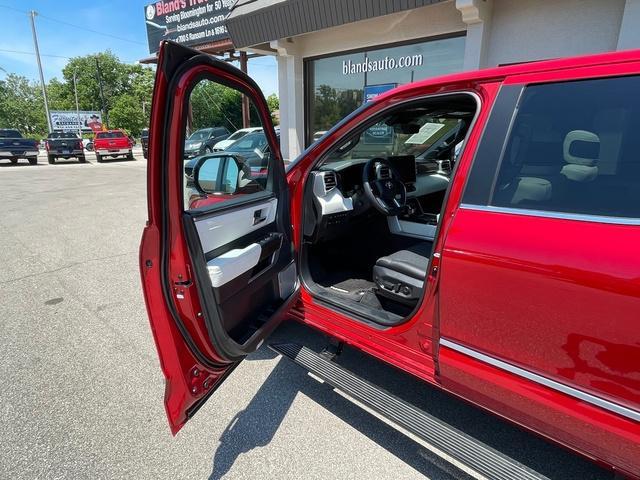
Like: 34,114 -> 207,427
373,243 -> 431,305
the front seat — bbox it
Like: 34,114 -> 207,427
373,242 -> 431,306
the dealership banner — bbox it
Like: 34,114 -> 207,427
50,111 -> 103,132
144,0 -> 232,54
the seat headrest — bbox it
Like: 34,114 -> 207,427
563,130 -> 600,166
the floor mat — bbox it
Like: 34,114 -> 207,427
329,278 -> 375,294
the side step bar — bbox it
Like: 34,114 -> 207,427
270,342 -> 549,480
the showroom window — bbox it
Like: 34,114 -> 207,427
491,76 -> 640,219
305,34 -> 466,146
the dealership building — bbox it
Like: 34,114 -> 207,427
219,0 -> 640,161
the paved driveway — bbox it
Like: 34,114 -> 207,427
0,154 -> 612,479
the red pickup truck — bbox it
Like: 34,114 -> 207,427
140,41 -> 640,479
93,130 -> 133,162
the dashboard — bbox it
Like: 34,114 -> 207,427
306,158 -> 450,242
318,158 -> 450,202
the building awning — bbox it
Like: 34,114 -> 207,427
226,0 -> 446,49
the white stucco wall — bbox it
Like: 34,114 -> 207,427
486,0 -> 625,67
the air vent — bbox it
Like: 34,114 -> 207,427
323,171 -> 337,192
440,160 -> 451,174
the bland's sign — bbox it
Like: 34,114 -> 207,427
50,111 -> 103,132
144,0 -> 232,54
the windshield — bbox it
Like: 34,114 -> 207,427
227,132 -> 267,152
188,129 -> 211,141
0,129 -> 21,138
48,132 -> 79,139
227,129 -> 254,141
325,109 -> 469,165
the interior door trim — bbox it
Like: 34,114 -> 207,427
440,337 -> 640,422
194,198 -> 278,252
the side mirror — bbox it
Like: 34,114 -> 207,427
193,154 -> 241,195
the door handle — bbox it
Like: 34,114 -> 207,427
253,209 -> 267,225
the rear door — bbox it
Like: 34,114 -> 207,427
437,66 -> 640,468
140,41 -> 298,433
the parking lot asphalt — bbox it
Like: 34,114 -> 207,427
0,152 -> 613,479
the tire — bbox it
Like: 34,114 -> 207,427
127,151 -> 134,161
28,156 -> 38,165
96,153 -> 102,163
78,155 -> 86,163
47,155 -> 55,164
10,158 -> 17,164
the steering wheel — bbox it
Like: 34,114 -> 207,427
362,157 -> 407,216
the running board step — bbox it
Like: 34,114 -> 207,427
269,342 -> 549,480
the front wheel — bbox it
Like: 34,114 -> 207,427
47,155 -> 55,164
96,154 -> 102,163
127,152 -> 134,161
78,155 -> 86,163
10,158 -> 18,164
28,157 -> 38,165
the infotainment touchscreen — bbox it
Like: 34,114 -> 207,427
387,155 -> 417,184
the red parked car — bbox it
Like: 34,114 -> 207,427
93,129 -> 134,162
140,42 -> 640,479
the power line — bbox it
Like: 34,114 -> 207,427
38,14 -> 146,46
0,48 -> 70,59
0,3 -> 27,14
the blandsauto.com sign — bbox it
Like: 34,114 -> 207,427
342,54 -> 424,75
143,0 -> 233,54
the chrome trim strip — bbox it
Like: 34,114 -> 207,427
459,203 -> 640,226
440,338 -> 640,422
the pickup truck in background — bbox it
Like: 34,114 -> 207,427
93,130 -> 134,162
0,129 -> 39,165
45,132 -> 85,164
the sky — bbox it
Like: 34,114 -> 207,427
0,0 -> 278,96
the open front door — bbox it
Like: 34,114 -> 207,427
140,41 -> 298,434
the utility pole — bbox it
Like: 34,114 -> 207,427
95,57 -> 108,129
239,51 -> 250,128
30,10 -> 53,133
73,71 -> 82,137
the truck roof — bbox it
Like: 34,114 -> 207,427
376,48 -> 640,102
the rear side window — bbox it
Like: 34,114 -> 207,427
0,129 -> 21,138
491,76 -> 640,219
96,131 -> 124,139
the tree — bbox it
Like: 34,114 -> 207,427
311,85 -> 361,134
189,80 -> 244,132
266,93 -> 279,125
109,94 -> 146,136
61,51 -> 131,114
0,74 -> 47,134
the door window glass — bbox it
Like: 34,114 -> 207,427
183,78 -> 272,210
491,76 -> 640,218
